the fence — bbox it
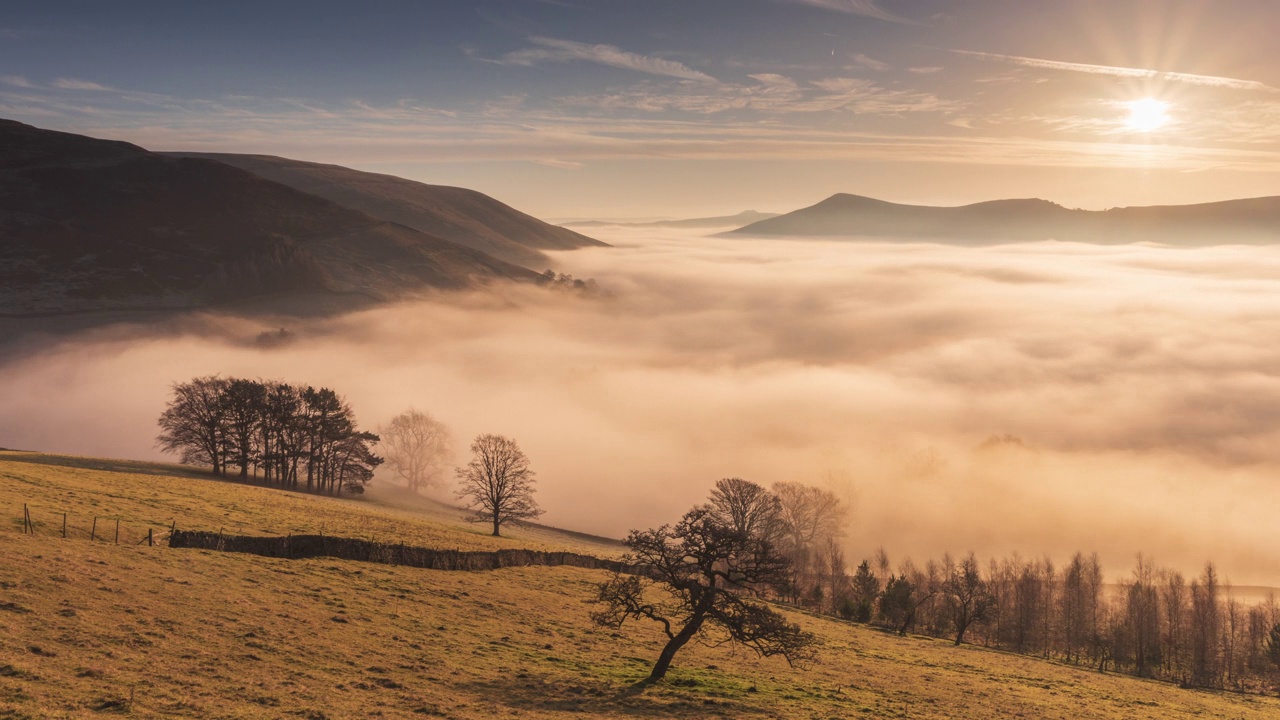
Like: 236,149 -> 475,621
169,529 -> 639,574
12,503 -> 638,575
18,503 -> 170,546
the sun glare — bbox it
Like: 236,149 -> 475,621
1124,98 -> 1171,132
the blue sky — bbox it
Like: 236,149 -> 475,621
3,0 -> 1280,217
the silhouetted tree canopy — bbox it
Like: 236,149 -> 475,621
942,553 -> 995,645
536,269 -> 600,294
708,477 -> 783,542
592,504 -> 817,685
157,375 -> 229,475
156,376 -> 381,495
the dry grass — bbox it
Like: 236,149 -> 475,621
2,452 -> 1279,718
0,450 -> 621,555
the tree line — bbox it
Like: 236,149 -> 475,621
706,475 -> 1280,693
157,376 -> 382,495
848,551 -> 1280,692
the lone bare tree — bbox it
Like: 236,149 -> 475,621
592,505 -> 817,685
455,434 -> 542,536
380,409 -> 451,494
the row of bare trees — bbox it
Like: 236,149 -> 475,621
810,544 -> 1280,692
157,376 -> 382,495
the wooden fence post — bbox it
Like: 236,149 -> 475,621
114,519 -> 120,545
147,528 -> 153,547
62,513 -> 67,539
91,517 -> 98,541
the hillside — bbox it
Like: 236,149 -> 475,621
0,451 -> 619,555
731,193 -> 1280,245
167,153 -> 608,268
0,120 -> 537,316
4,451 -> 1280,718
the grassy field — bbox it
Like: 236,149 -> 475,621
3,453 -> 1280,719
0,450 -> 621,555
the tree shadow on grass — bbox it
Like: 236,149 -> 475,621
458,671 -> 775,718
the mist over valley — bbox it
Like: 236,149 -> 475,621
5,224 -> 1280,585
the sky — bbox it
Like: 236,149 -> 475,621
4,1 -> 1280,218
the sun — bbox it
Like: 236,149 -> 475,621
1123,98 -> 1171,132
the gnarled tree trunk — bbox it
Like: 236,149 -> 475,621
646,614 -> 705,684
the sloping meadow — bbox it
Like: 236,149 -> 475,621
3,456 -> 1280,719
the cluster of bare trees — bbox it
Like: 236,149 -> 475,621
157,376 -> 381,495
536,269 -> 600,294
158,380 -> 547,527
707,478 -> 849,606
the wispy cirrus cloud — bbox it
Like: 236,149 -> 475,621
1,75 -> 32,88
850,53 -> 890,71
556,73 -> 957,115
496,36 -> 717,83
781,0 -> 916,24
953,49 -> 1276,92
52,78 -> 115,91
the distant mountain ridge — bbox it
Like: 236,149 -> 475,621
563,210 -> 779,230
166,153 -> 606,267
730,193 -> 1280,245
0,120 -> 540,315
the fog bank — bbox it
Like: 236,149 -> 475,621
4,228 -> 1280,584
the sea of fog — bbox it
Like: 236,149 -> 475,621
4,227 -> 1280,585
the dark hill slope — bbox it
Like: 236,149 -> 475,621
0,120 -> 535,315
166,153 -> 607,267
731,193 -> 1280,245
